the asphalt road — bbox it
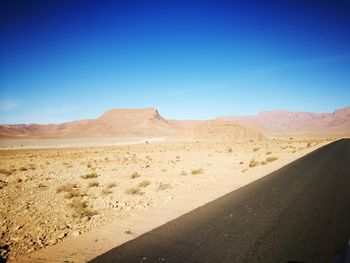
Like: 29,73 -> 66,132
91,139 -> 350,263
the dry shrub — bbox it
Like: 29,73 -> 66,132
88,181 -> 99,187
131,172 -> 141,179
81,172 -> 98,179
101,188 -> 112,195
266,151 -> 272,155
266,156 -> 278,163
69,198 -> 96,219
19,167 -> 28,171
191,168 -> 204,175
106,182 -> 117,189
158,182 -> 171,190
64,190 -> 81,199
227,148 -> 233,153
138,180 -> 151,188
56,183 -> 82,199
249,159 -> 260,168
125,187 -> 143,195
0,169 -> 12,176
56,183 -> 79,193
253,147 -> 260,152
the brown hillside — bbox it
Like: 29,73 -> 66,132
171,119 -> 264,142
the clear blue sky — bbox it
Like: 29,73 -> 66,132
1,0 -> 350,124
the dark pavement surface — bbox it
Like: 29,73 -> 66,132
91,139 -> 350,263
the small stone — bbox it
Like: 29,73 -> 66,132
57,232 -> 67,239
72,231 -> 81,237
49,239 -> 57,245
81,216 -> 90,223
13,224 -> 23,231
58,224 -> 68,230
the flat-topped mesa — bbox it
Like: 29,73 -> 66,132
332,106 -> 350,117
0,108 -> 174,139
92,108 -> 173,137
98,108 -> 165,123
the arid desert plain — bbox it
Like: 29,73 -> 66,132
0,107 -> 349,261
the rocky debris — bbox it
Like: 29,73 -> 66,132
0,244 -> 9,262
0,138 -> 328,261
0,180 -> 7,189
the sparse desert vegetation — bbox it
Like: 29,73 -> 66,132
138,180 -> 151,188
266,156 -> 279,163
0,137 -> 331,260
131,172 -> 141,179
126,186 -> 143,195
81,172 -> 98,179
191,168 -> 204,175
249,159 -> 260,168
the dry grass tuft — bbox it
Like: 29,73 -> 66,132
180,170 -> 187,176
138,180 -> 151,188
56,183 -> 82,199
253,147 -> 260,152
0,169 -> 12,176
158,182 -> 171,190
249,159 -> 260,168
56,183 -> 79,193
101,188 -> 112,195
131,172 -> 141,179
266,156 -> 278,163
191,168 -> 204,175
64,190 -> 81,199
125,187 -> 143,195
106,182 -> 117,189
69,198 -> 97,219
88,181 -> 99,187
81,172 -> 98,179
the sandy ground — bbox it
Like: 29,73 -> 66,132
0,137 -> 334,262
0,137 -> 167,150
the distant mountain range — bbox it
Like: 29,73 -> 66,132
219,106 -> 350,135
0,106 -> 349,139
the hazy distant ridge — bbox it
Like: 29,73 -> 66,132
0,106 -> 349,139
219,106 -> 350,134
